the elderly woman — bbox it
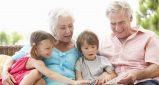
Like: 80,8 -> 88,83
2,8 -> 82,85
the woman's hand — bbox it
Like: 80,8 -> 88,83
2,72 -> 16,85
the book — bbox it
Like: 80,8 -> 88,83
104,73 -> 128,85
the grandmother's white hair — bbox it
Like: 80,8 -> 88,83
106,0 -> 133,17
48,8 -> 74,37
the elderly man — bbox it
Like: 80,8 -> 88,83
99,0 -> 159,85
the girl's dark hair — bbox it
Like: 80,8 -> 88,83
76,30 -> 99,53
30,30 -> 55,59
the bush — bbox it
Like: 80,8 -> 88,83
0,31 -> 23,45
136,0 -> 159,35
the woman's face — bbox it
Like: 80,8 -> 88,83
54,16 -> 74,42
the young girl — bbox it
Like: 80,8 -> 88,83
76,30 -> 117,85
1,30 -> 90,85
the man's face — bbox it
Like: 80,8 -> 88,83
108,11 -> 132,39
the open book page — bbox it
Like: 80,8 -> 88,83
104,73 -> 128,85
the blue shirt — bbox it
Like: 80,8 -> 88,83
12,44 -> 79,85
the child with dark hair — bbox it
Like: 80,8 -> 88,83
76,30 -> 117,85
0,30 -> 90,85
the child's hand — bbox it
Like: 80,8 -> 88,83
95,72 -> 117,85
2,72 -> 16,85
95,72 -> 109,85
74,80 -> 91,85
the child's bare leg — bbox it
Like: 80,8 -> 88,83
35,78 -> 46,85
20,69 -> 41,85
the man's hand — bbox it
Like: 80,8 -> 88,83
117,70 -> 140,85
2,72 -> 16,85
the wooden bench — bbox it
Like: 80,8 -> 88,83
0,45 -> 23,78
0,45 -> 23,56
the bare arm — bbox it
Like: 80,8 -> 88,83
118,63 -> 159,84
29,58 -> 90,85
108,71 -> 117,80
137,63 -> 159,80
76,70 -> 83,80
2,59 -> 16,85
2,59 -> 14,73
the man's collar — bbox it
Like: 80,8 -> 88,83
110,26 -> 146,40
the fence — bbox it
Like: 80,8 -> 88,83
0,45 -> 23,56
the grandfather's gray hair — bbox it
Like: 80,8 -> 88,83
48,8 -> 74,35
106,0 -> 133,17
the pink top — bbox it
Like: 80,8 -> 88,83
10,56 -> 31,85
99,27 -> 159,83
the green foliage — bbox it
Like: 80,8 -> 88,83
11,32 -> 23,45
136,0 -> 159,35
0,32 -> 9,45
0,31 -> 23,45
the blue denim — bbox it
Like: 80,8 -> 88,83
136,80 -> 159,85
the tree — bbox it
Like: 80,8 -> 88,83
136,0 -> 159,35
11,32 -> 23,45
0,31 -> 9,45
0,31 -> 23,45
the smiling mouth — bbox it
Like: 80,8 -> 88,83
116,30 -> 123,33
65,36 -> 70,37
89,54 -> 93,56
64,36 -> 71,38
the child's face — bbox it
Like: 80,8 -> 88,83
36,39 -> 53,58
81,41 -> 97,60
